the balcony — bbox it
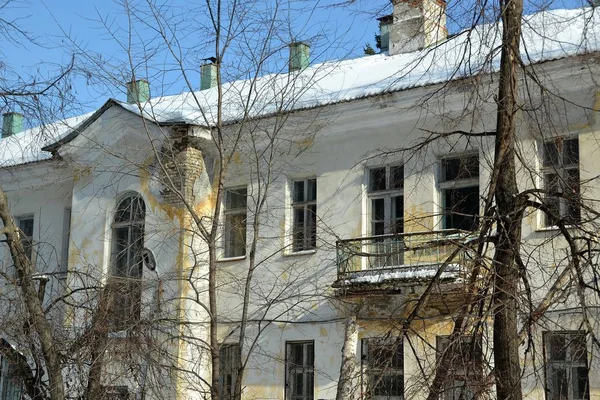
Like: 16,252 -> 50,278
333,230 -> 473,293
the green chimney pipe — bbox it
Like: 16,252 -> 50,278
2,112 -> 24,138
126,79 -> 150,104
289,42 -> 310,72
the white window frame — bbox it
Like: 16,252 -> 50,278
285,341 -> 314,400
367,164 -> 404,236
540,136 -> 580,228
109,194 -> 145,332
439,153 -> 480,231
222,187 -> 247,259
366,165 -> 404,268
290,178 -> 317,253
361,337 -> 404,400
544,331 -> 589,400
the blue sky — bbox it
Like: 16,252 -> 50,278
1,0 -> 587,116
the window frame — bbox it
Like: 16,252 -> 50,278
222,187 -> 248,259
291,178 -> 317,253
436,335 -> 483,400
60,207 -> 71,278
367,164 -> 404,237
543,331 -> 589,400
219,343 -> 241,400
15,215 -> 34,262
439,153 -> 480,231
0,349 -> 23,400
108,194 -> 146,332
540,136 -> 580,228
361,337 -> 404,400
285,341 -> 315,400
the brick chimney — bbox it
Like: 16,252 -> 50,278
388,0 -> 447,55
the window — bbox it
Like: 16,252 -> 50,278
286,341 -> 314,400
436,335 -> 483,400
16,216 -> 34,260
292,179 -> 317,252
109,194 -> 145,331
224,188 -> 247,258
542,137 -> 580,226
60,208 -> 71,277
440,154 -> 479,231
368,165 -> 404,267
544,331 -> 589,400
362,338 -> 404,400
0,341 -> 23,400
369,165 -> 404,236
220,344 -> 240,400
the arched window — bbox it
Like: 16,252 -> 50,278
111,194 -> 145,278
109,194 -> 145,331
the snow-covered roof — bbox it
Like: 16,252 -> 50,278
1,6 -> 599,168
0,112 -> 93,167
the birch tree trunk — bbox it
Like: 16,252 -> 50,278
336,315 -> 358,400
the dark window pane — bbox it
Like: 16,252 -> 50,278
307,343 -> 314,367
461,155 -> 479,179
563,138 -> 579,166
392,196 -> 404,234
390,165 -> 404,190
544,140 -> 560,167
294,373 -> 303,396
372,222 -> 385,237
370,167 -> 386,192
307,179 -> 317,202
565,168 -> 580,198
444,186 -> 479,230
132,196 -> 145,220
292,344 -> 304,365
227,188 -> 247,209
113,227 -> 129,276
443,155 -> 478,181
293,181 -> 305,203
225,213 -> 246,257
549,334 -> 567,361
372,198 -> 385,221
18,218 -> 34,237
115,197 -> 132,222
574,366 -> 590,400
545,173 -> 560,194
544,197 -> 560,227
571,334 -> 587,363
442,157 -> 460,182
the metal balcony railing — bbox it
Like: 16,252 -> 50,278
336,229 -> 471,280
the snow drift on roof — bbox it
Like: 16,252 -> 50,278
1,7 -> 599,167
121,7 -> 600,126
0,112 -> 93,167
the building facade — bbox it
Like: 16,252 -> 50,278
1,3 -> 600,400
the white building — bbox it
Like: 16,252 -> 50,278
1,2 -> 600,400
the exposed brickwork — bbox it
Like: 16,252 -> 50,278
158,125 -> 208,207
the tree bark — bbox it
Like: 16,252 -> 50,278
492,1 -> 524,399
336,315 -> 358,400
0,189 -> 66,399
